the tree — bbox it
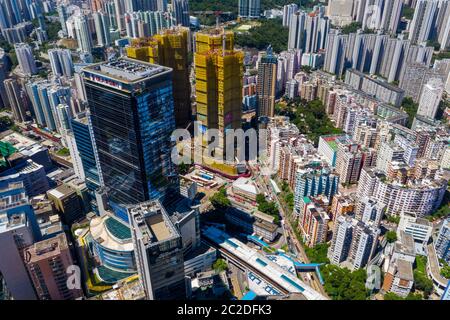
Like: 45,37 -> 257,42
321,265 -> 369,300
178,162 -> 190,175
288,99 -> 343,145
256,193 -> 280,224
210,187 -> 231,209
386,231 -> 398,243
0,116 -> 13,132
213,259 -> 228,273
384,292 -> 422,300
56,147 -> 70,157
304,243 -> 330,263
414,256 -> 433,298
441,266 -> 450,279
234,19 -> 289,53
400,97 -> 418,128
341,22 -> 362,34
385,214 -> 400,224
427,190 -> 450,221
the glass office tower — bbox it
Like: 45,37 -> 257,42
82,58 -> 177,207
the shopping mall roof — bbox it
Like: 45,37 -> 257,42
90,215 -> 134,252
203,226 -> 327,300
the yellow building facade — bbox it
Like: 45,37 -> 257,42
126,27 -> 191,127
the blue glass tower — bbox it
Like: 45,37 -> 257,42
71,113 -> 101,213
82,58 -> 177,210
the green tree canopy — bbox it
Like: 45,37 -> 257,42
386,231 -> 398,243
321,265 -> 369,300
210,187 -> 231,209
213,258 -> 228,273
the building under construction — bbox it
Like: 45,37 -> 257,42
126,27 -> 192,127
194,28 -> 244,174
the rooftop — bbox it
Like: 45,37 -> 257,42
23,233 -> 69,263
202,226 -> 326,300
395,231 -> 415,256
129,200 -> 179,246
47,184 -> 75,199
0,212 -> 27,233
90,215 -> 134,252
82,57 -> 170,83
394,259 -> 414,281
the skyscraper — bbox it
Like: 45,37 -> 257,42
356,197 -> 385,227
435,219 -> 450,263
25,80 -> 72,132
74,14 -> 93,53
328,215 -> 353,265
93,11 -> 111,47
126,27 -> 191,127
257,47 -> 277,118
172,0 -> 189,27
408,0 -> 439,44
4,79 -> 28,123
361,0 -> 403,34
82,58 -> 177,207
57,5 -> 68,37
14,43 -> 37,75
282,3 -> 299,27
128,201 -> 186,300
71,113 -> 101,197
417,78 -> 444,119
48,49 -> 74,77
194,29 -> 244,161
238,0 -> 261,18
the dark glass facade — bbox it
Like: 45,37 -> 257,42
83,61 -> 177,206
71,116 -> 100,191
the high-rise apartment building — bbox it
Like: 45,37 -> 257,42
25,80 -> 72,132
257,48 -> 277,118
328,215 -> 354,265
48,49 -> 74,77
417,78 -> 444,119
356,197 -> 385,227
172,0 -> 190,27
297,197 -> 330,247
348,221 -> 379,270
126,27 -> 191,127
23,233 -> 83,300
435,219 -> 450,263
57,5 -> 68,36
324,31 -> 434,81
82,58 -> 177,207
74,14 -> 93,53
361,0 -> 403,34
128,201 -> 186,300
14,43 -> 37,75
4,79 -> 28,123
357,167 -> 448,216
328,215 -> 380,270
283,4 -> 299,27
335,137 -> 377,185
93,11 -> 111,47
293,165 -> 340,213
238,0 -> 261,19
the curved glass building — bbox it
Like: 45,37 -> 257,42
89,215 -> 136,272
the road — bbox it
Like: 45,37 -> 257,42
251,164 -> 329,297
